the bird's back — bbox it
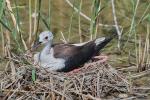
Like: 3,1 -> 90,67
52,42 -> 96,72
52,36 -> 113,72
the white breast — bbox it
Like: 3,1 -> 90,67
34,48 -> 65,71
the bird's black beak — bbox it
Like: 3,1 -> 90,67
31,40 -> 42,51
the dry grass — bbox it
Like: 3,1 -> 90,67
0,54 -> 130,100
1,51 -> 150,99
0,42 -> 150,100
0,44 -> 149,99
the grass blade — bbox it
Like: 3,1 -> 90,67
32,68 -> 36,82
0,19 -> 12,32
0,0 -> 5,19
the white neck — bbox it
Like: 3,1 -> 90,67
35,40 -> 66,71
41,41 -> 52,54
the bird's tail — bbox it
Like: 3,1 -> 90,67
94,37 -> 113,54
94,29 -> 118,54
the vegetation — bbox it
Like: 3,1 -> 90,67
0,0 -> 150,99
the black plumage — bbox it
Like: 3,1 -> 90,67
52,37 -> 112,72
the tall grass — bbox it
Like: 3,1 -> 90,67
137,25 -> 150,72
78,0 -> 82,42
68,7 -> 74,42
0,0 -> 5,19
0,0 -> 149,70
48,0 -> 51,30
28,0 -> 32,44
90,0 -> 101,40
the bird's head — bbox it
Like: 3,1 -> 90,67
32,31 -> 53,50
38,31 -> 53,44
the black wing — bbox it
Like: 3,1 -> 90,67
52,43 -> 82,59
52,42 -> 96,72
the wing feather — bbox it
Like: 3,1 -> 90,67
53,44 -> 82,59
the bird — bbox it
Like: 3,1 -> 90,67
32,31 -> 114,72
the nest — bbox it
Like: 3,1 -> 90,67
0,61 -> 129,100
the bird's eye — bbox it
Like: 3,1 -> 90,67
45,36 -> 48,39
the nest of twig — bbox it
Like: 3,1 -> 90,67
0,60 -> 129,100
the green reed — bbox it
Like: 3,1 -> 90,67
90,0 -> 101,40
78,0 -> 82,42
0,0 -> 149,69
0,0 -> 5,19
